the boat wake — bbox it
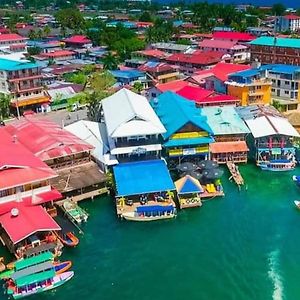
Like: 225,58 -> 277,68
268,249 -> 284,300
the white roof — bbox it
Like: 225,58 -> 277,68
245,116 -> 299,138
65,120 -> 113,166
102,88 -> 166,138
48,87 -> 76,100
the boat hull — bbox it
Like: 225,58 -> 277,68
294,201 -> 300,209
122,212 -> 176,222
55,232 -> 79,247
11,271 -> 74,299
54,261 -> 72,274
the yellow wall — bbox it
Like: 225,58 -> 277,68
227,84 -> 271,106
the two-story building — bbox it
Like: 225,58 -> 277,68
276,15 -> 300,32
101,88 -> 166,163
0,58 -> 50,113
150,91 -> 214,167
0,129 -> 62,258
237,105 -> 299,171
226,68 -> 271,106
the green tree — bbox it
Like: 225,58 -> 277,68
139,11 -> 153,22
43,25 -> 51,37
145,19 -> 174,43
28,29 -> 37,40
36,29 -> 43,39
102,52 -> 118,70
132,82 -> 144,94
176,39 -> 191,45
0,93 -> 11,121
27,46 -> 41,56
88,71 -> 116,92
272,3 -> 286,16
55,8 -> 85,31
68,72 -> 87,85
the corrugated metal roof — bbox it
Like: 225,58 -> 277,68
201,106 -> 250,135
249,37 -> 300,49
102,88 -> 166,138
150,91 -> 213,139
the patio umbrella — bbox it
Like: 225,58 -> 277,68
183,170 -> 203,181
202,168 -> 224,180
198,160 -> 218,170
176,162 -> 198,172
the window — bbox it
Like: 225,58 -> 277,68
285,81 -> 289,85
284,91 -> 289,95
271,88 -> 275,92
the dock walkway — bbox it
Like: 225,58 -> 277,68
226,161 -> 244,187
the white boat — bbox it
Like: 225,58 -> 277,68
294,201 -> 300,209
259,160 -> 295,171
62,200 -> 88,224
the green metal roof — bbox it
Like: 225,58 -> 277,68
249,37 -> 300,49
201,106 -> 250,135
15,269 -> 55,287
164,136 -> 214,147
15,252 -> 53,271
150,91 -> 213,140
0,58 -> 40,71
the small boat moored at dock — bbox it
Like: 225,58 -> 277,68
54,232 -> 79,247
293,175 -> 300,187
62,200 -> 89,224
259,160 -> 295,171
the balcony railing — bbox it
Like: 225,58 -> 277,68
115,138 -> 159,148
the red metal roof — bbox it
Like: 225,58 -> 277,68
136,49 -> 168,59
203,94 -> 239,103
135,21 -> 153,27
212,31 -> 256,42
166,51 -> 224,66
155,80 -> 190,93
176,86 -> 214,102
23,189 -> 62,206
210,141 -> 248,154
0,33 -> 26,42
64,35 -> 91,44
194,62 -> 251,82
284,14 -> 300,20
199,39 -> 238,50
0,204 -> 60,244
0,129 -> 57,190
41,50 -> 75,58
4,117 -> 94,161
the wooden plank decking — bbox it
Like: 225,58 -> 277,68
226,161 -> 244,187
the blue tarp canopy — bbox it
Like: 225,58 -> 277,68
136,205 -> 174,213
113,160 -> 175,197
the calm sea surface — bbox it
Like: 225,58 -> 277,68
1,164 -> 300,299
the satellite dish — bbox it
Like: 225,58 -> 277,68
11,208 -> 19,217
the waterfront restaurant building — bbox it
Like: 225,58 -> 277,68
4,117 -> 106,201
237,105 -> 299,169
150,91 -> 214,168
101,88 -> 166,164
201,106 -> 250,164
0,129 -> 62,257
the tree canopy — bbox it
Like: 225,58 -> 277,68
55,8 -> 85,31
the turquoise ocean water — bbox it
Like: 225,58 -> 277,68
1,164 -> 300,299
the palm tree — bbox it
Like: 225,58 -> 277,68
0,93 -> 11,121
102,52 -> 118,70
43,25 -> 51,38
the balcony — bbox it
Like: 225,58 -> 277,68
115,138 -> 160,148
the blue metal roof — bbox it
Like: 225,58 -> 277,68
261,64 -> 300,75
229,69 -> 261,78
150,91 -> 213,140
110,69 -> 145,79
136,205 -> 174,213
0,58 -> 40,71
164,137 -> 214,148
113,160 -> 175,197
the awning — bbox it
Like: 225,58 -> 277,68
23,189 -> 62,206
15,269 -> 55,287
0,205 -> 61,244
12,261 -> 53,280
210,141 -> 249,154
113,160 -> 175,197
136,205 -> 174,213
175,175 -> 203,194
15,252 -> 53,271
11,96 -> 50,107
164,137 -> 214,148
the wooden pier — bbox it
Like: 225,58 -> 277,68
226,161 -> 244,187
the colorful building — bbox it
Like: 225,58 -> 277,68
201,106 -> 250,164
249,37 -> 300,66
226,69 -> 271,106
276,15 -> 300,32
0,129 -> 62,257
150,91 -> 214,167
0,58 -> 49,113
4,117 -> 106,201
101,88 -> 166,164
237,105 -> 299,171
262,64 -> 300,111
